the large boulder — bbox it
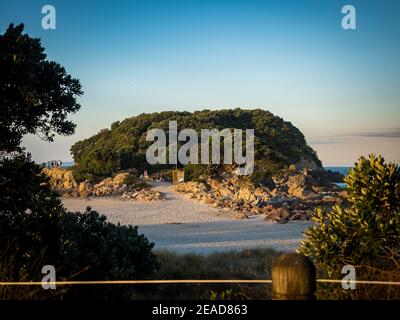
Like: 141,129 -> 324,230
121,189 -> 164,201
112,173 -> 130,186
236,187 -> 257,202
78,180 -> 93,197
91,173 -> 131,196
42,167 -> 77,191
286,172 -> 316,198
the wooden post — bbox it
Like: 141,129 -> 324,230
272,253 -> 316,300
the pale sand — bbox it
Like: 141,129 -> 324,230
62,182 -> 310,254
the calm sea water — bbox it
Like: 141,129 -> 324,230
43,161 -> 74,168
324,166 -> 351,176
61,161 -> 74,168
324,167 -> 351,188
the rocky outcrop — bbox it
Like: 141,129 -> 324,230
273,168 -> 337,199
80,173 -> 165,201
90,173 -> 130,196
176,176 -> 270,214
121,189 -> 164,201
175,168 -> 345,223
78,180 -> 92,197
43,169 -> 164,201
42,167 -> 77,191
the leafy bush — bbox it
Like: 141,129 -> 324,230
57,209 -> 159,299
0,155 -> 159,300
133,181 -> 150,190
184,164 -> 211,181
122,173 -> 137,186
298,154 -> 400,298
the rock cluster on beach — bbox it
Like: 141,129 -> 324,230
84,173 -> 130,197
43,169 -> 164,201
121,189 -> 164,201
175,168 -> 345,223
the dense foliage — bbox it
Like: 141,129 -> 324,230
0,24 -> 158,299
0,155 -> 158,299
0,23 -> 82,153
70,109 -> 321,182
141,249 -> 279,300
299,154 -> 400,296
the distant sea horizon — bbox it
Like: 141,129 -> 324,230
324,167 -> 351,188
324,166 -> 351,176
61,161 -> 75,168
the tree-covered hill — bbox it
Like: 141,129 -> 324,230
70,108 -> 321,183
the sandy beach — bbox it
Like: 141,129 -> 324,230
62,182 -> 310,254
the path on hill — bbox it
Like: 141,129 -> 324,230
62,182 -> 310,253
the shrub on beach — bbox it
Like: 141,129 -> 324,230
0,155 -> 159,300
298,154 -> 400,299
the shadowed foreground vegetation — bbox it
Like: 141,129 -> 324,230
141,249 -> 280,300
2,247 -> 400,300
0,24 -> 159,300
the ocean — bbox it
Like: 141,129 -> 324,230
324,167 -> 351,176
61,161 -> 74,168
324,167 -> 351,188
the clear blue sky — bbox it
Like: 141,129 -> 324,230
1,0 -> 399,166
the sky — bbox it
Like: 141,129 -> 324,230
1,0 -> 399,166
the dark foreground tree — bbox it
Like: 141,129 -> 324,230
0,23 -> 82,153
0,24 -> 158,300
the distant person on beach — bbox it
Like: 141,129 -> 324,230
47,160 -> 63,168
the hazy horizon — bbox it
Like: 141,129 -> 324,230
2,0 -> 399,166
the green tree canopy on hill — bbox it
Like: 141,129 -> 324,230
70,109 -> 321,182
